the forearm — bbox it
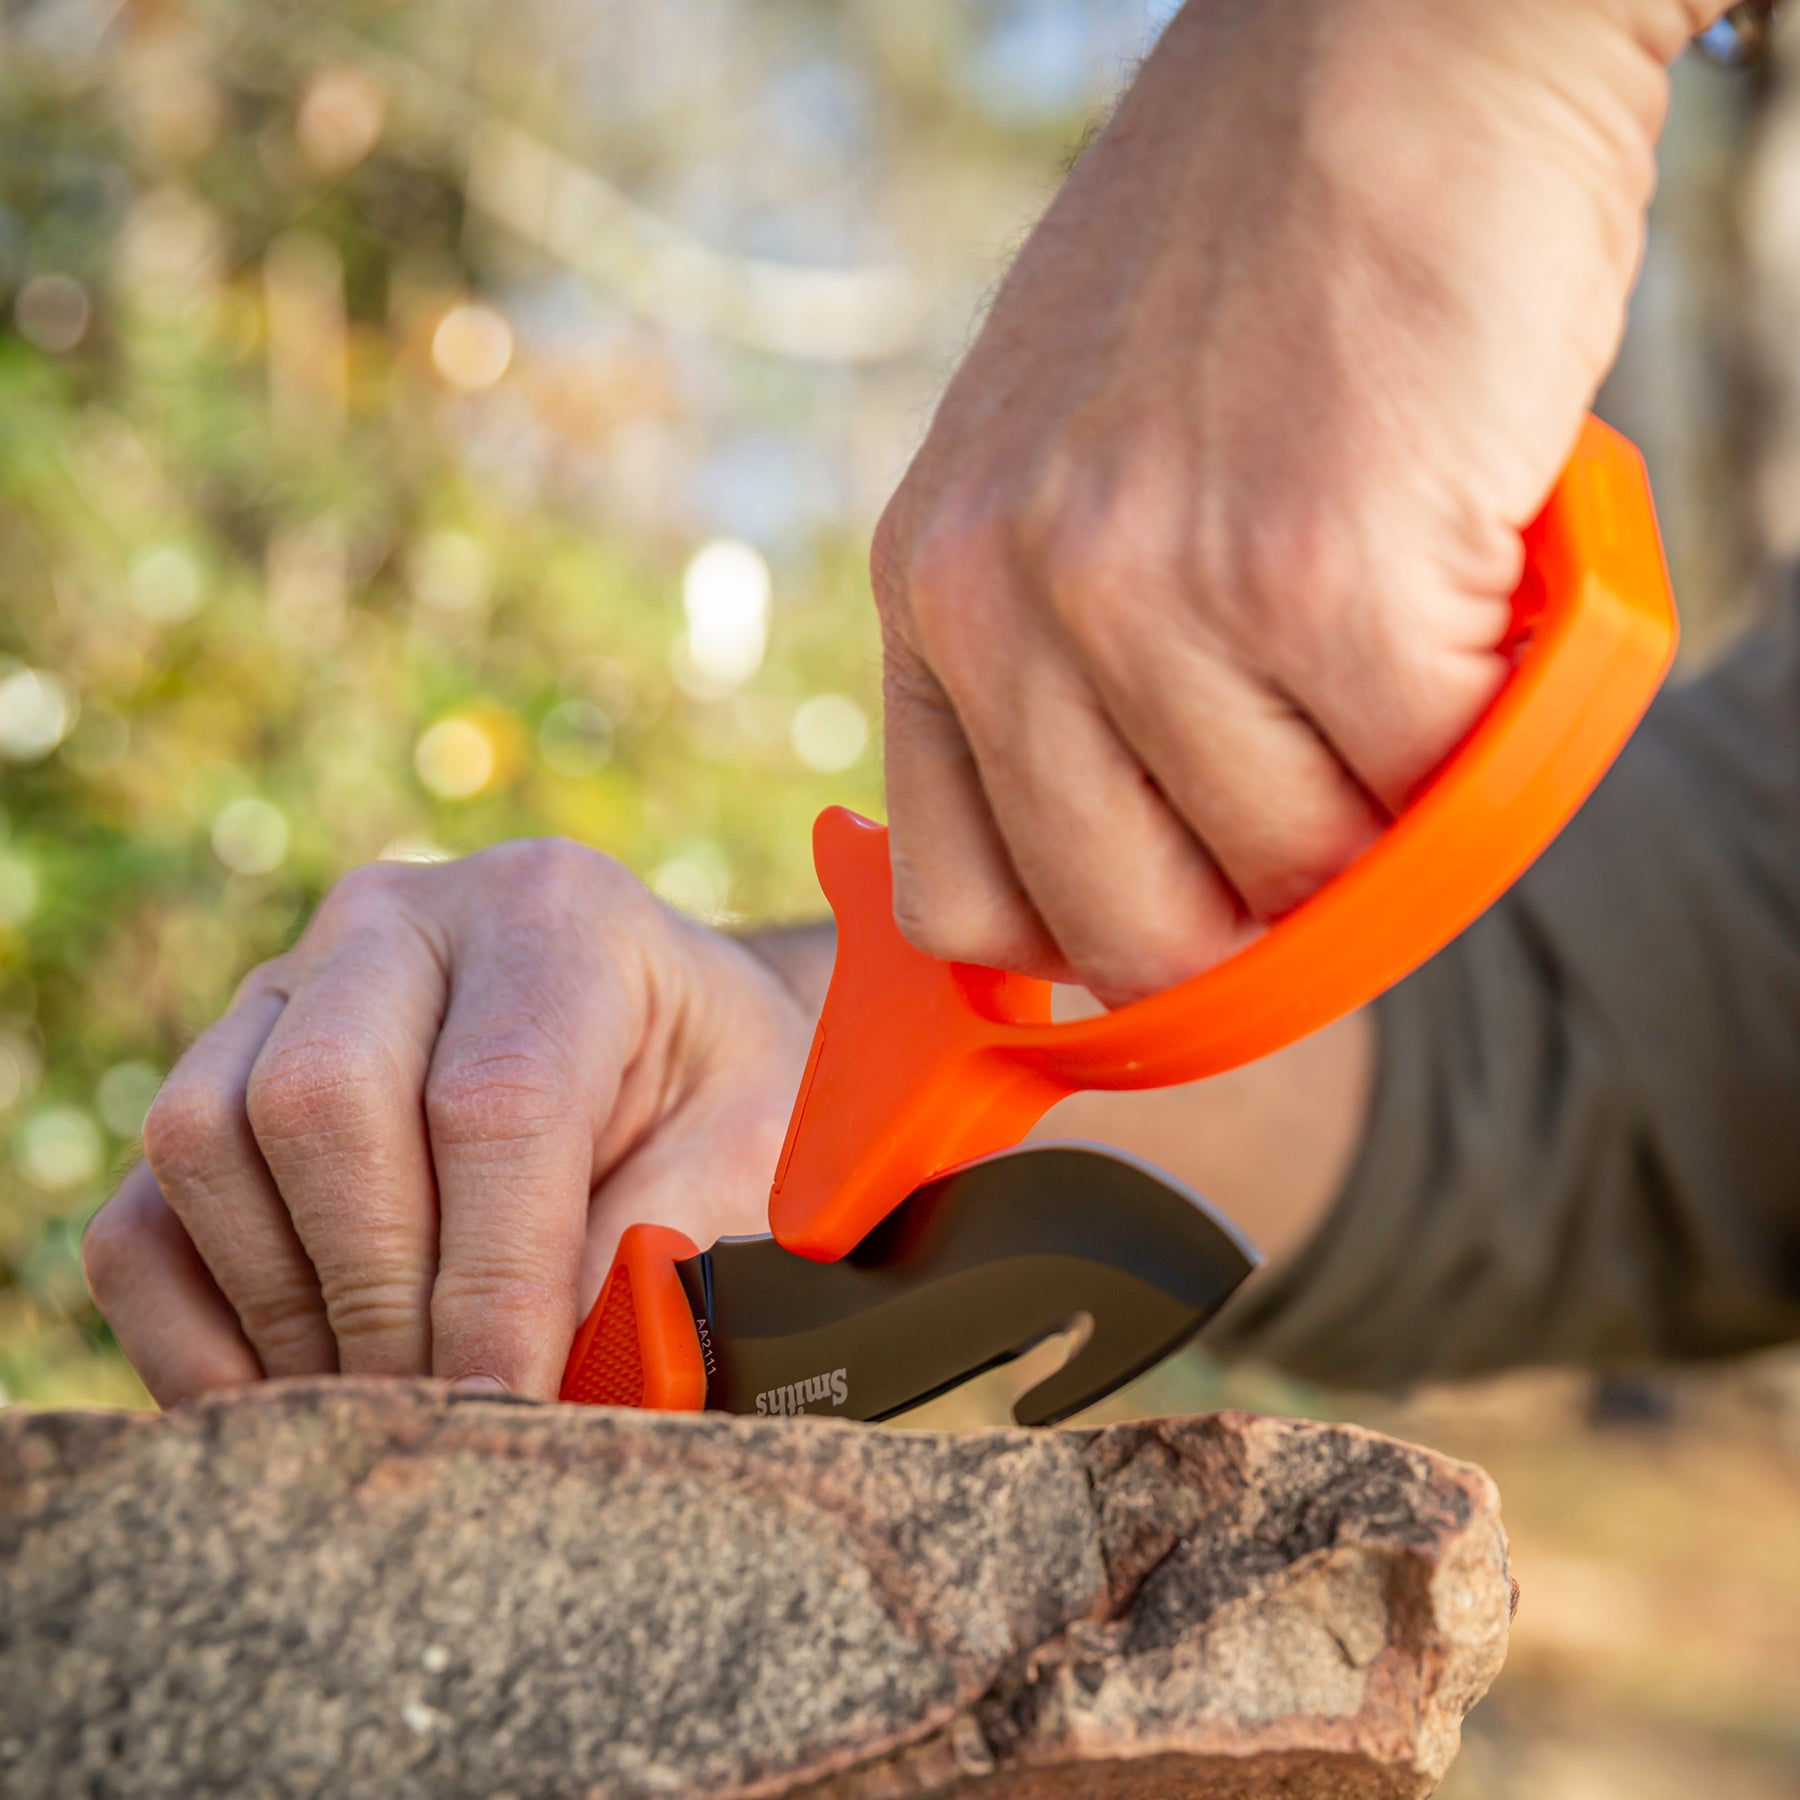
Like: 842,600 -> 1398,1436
1033,1007 -> 1374,1271
1219,600 -> 1800,1386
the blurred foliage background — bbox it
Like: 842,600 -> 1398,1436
1,2 -> 1797,1795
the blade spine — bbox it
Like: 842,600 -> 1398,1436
1028,1138 -> 1265,1269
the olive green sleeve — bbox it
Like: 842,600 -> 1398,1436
1210,595 -> 1800,1387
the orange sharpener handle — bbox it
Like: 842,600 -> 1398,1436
768,415 -> 1679,1262
560,1224 -> 707,1410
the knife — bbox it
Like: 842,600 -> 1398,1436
560,415 -> 1679,1423
564,1143 -> 1259,1425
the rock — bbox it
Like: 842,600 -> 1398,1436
0,1382 -> 1510,1799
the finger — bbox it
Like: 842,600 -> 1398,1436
1054,564 -> 1387,917
1110,653 -> 1385,919
926,586 -> 1251,1003
888,511 -> 1249,1000
82,1164 -> 262,1408
245,864 -> 446,1378
1264,531 -> 1514,814
881,623 -> 1072,982
141,972 -> 339,1380
423,842 -> 650,1397
1298,595 -> 1511,814
977,659 -> 1250,1004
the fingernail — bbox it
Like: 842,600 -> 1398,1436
449,1375 -> 510,1397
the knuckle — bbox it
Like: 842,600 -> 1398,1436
320,1274 -> 429,1349
1043,560 -> 1139,682
1070,938 -> 1180,1005
140,1076 -> 238,1188
477,836 -> 634,920
868,499 -> 908,620
424,1039 -> 573,1149
80,1192 -> 141,1303
235,1288 -> 332,1368
1034,499 -> 1177,666
1011,435 -> 1115,541
902,507 -> 1014,663
888,885 -> 961,962
890,871 -> 1044,978
430,1259 -> 575,1386
1228,804 -> 1376,921
430,1264 -> 564,1332
305,859 -> 412,942
331,857 -> 412,908
1226,505 -> 1368,667
1066,902 -> 1234,1006
246,1032 -> 399,1151
1243,862 -> 1331,921
231,954 -> 292,1009
878,645 -> 958,746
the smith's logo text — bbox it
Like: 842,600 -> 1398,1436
755,1368 -> 848,1415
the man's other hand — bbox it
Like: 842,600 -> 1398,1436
82,842 -> 813,1406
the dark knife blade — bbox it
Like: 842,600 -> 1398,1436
673,1143 -> 1259,1427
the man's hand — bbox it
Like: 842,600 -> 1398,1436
82,842 -> 818,1407
875,0 -> 1712,1003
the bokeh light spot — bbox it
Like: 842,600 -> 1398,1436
296,65 -> 386,175
538,700 -> 614,778
0,1029 -> 42,1116
0,665 -> 77,762
0,851 -> 39,926
791,693 -> 869,771
410,530 -> 493,615
17,1106 -> 103,1192
212,797 -> 290,875
679,539 -> 771,692
122,186 -> 224,318
129,544 -> 205,624
97,1061 -> 163,1140
15,274 -> 91,353
650,843 -> 732,921
415,717 -> 496,799
431,303 -> 513,392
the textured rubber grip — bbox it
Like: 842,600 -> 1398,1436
560,1224 -> 708,1410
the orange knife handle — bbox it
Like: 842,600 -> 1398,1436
769,415 -> 1679,1262
560,1223 -> 708,1409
